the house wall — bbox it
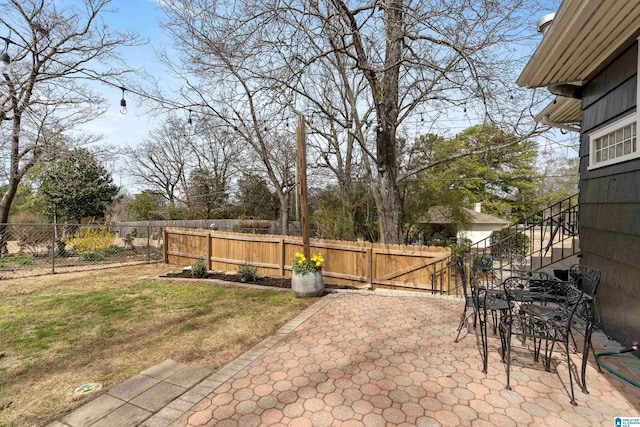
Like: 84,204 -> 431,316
579,41 -> 640,346
457,224 -> 506,245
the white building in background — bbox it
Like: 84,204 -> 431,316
421,203 -> 509,244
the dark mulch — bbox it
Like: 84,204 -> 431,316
163,270 -> 353,290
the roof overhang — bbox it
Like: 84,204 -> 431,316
517,0 -> 640,89
535,97 -> 582,131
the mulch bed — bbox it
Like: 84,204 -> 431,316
163,270 -> 353,290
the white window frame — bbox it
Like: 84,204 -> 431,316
588,114 -> 638,169
587,38 -> 640,170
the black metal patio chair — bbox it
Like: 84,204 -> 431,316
454,254 -> 510,373
500,278 -> 584,405
569,263 -> 602,392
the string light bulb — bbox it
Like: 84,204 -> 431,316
119,87 -> 127,114
1,33 -> 13,73
187,109 -> 192,125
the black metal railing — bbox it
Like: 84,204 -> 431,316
472,194 -> 579,271
432,194 -> 580,295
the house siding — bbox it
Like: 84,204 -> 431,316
579,41 -> 640,346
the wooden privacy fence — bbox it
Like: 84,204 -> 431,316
164,228 -> 453,293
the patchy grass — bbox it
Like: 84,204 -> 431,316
0,263 -> 318,426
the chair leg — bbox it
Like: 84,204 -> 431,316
565,341 -> 577,406
505,323 -> 512,390
544,340 -> 556,372
581,319 -> 598,393
454,305 -> 468,343
480,310 -> 488,374
533,337 -> 541,363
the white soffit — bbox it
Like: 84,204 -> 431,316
535,97 -> 582,124
517,0 -> 640,88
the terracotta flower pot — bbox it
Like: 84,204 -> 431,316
291,270 -> 324,297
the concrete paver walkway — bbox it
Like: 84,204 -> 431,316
49,360 -> 212,427
52,290 -> 640,426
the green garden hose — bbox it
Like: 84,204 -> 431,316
595,345 -> 640,387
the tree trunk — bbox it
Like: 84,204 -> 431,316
0,114 -> 25,256
375,165 -> 400,244
278,192 -> 290,236
0,186 -> 17,257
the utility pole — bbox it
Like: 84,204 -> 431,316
296,114 -> 311,260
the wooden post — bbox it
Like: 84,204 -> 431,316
366,247 -> 373,287
297,114 -> 311,260
206,231 -> 212,271
163,228 -> 169,264
279,238 -> 285,276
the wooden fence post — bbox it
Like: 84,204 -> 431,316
206,231 -> 212,270
279,238 -> 285,276
366,246 -> 373,287
163,229 -> 169,264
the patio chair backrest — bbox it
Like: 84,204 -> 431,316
556,281 -> 585,327
569,264 -> 601,298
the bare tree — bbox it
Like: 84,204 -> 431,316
186,116 -> 244,217
146,7 -> 301,233
155,0 -> 549,243
123,116 -> 191,208
0,0 -> 140,255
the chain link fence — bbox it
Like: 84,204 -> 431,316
0,223 -> 165,279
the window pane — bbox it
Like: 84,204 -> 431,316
603,150 -> 608,161
624,140 -> 631,154
616,129 -> 623,142
616,144 -> 623,157
633,123 -> 637,137
609,146 -> 615,158
625,126 -> 631,139
596,151 -> 602,162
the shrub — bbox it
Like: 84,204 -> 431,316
490,229 -> 530,259
237,263 -> 260,282
191,257 -> 208,278
81,251 -> 105,262
104,245 -> 125,256
67,227 -> 115,255
450,238 -> 471,261
16,256 -> 34,266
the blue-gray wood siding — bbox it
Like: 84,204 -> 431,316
579,41 -> 640,346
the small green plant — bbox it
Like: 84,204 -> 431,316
237,263 -> 260,282
449,239 -> 471,261
104,245 -> 125,256
191,257 -> 208,278
292,252 -> 324,275
81,251 -> 105,262
16,256 -> 34,266
0,256 -> 36,268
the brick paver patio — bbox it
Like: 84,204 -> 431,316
170,292 -> 640,426
51,290 -> 640,426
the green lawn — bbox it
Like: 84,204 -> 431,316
0,264 -> 318,426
